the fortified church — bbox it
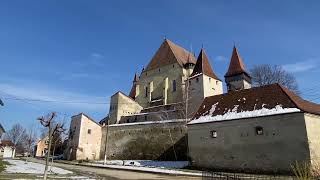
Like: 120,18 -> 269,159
66,39 -> 320,173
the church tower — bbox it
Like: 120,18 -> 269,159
187,48 -> 223,117
129,73 -> 139,100
225,46 -> 251,91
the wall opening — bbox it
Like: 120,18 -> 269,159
255,126 -> 263,135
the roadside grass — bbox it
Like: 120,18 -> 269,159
0,159 -> 10,172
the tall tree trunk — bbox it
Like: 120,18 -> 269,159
44,126 -> 52,180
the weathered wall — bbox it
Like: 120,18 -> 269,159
188,74 -> 223,117
66,114 -> 102,160
304,113 -> 320,168
0,146 -> 14,158
188,112 -> 310,173
136,63 -> 189,108
66,115 -> 81,160
35,136 -> 48,157
109,92 -> 143,124
101,120 -> 188,160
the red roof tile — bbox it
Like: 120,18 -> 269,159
192,84 -> 320,120
225,46 -> 250,77
190,48 -> 220,80
0,140 -> 14,147
145,39 -> 196,71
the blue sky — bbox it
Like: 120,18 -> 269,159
0,0 -> 320,131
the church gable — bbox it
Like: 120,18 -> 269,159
145,39 -> 196,71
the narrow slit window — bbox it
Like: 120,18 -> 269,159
173,80 -> 177,92
145,87 -> 148,97
88,129 -> 91,134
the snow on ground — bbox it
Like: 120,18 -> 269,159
4,159 -> 72,175
88,162 -> 201,176
96,160 -> 189,169
189,105 -> 300,124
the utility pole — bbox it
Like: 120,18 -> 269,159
103,114 -> 110,165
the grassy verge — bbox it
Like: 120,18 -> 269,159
0,159 -> 10,172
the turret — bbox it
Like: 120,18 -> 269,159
187,48 -> 223,117
129,73 -> 139,100
225,46 -> 251,91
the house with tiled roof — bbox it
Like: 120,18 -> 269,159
187,47 -> 320,173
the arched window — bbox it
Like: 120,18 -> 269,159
173,80 -> 177,92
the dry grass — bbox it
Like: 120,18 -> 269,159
291,160 -> 320,179
0,159 -> 10,172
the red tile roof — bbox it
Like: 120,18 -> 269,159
225,46 -> 250,77
0,140 -> 14,147
190,48 -> 220,80
145,39 -> 196,71
192,84 -> 320,120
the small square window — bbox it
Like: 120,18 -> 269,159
255,126 -> 263,135
88,129 -> 91,134
210,130 -> 217,138
209,78 -> 211,82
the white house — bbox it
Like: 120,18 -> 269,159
0,140 -> 15,158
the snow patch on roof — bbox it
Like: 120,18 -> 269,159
188,105 -> 300,125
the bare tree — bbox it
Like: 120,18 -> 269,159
37,112 -> 65,180
25,126 -> 37,162
250,64 -> 299,94
3,123 -> 27,157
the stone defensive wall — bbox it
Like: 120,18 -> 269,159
100,120 -> 188,160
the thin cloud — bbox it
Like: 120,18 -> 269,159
282,59 -> 319,73
215,55 -> 228,62
0,83 -> 108,111
91,53 -> 104,59
90,52 -> 105,66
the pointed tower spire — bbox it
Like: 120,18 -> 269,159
190,48 -> 220,80
225,46 -> 249,77
133,73 -> 139,82
225,46 -> 251,91
129,73 -> 139,99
